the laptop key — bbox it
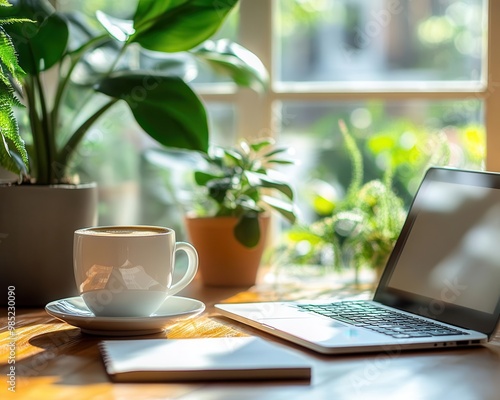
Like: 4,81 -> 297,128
424,330 -> 463,336
404,331 -> 433,337
330,316 -> 360,325
296,302 -> 470,339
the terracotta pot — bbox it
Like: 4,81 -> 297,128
0,183 -> 98,306
185,215 -> 269,287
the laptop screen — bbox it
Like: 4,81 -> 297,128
375,168 -> 500,336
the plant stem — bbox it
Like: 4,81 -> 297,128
51,35 -> 110,137
32,70 -> 56,183
24,77 -> 47,183
52,35 -> 125,182
339,120 -> 363,203
55,98 -> 118,175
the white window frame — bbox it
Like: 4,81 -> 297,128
201,0 -> 500,171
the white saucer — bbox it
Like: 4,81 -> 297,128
45,296 -> 205,336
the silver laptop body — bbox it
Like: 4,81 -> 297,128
216,168 -> 500,354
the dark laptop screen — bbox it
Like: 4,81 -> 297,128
375,167 -> 500,336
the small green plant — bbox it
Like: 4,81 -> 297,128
282,121 -> 406,277
0,0 -> 29,174
192,138 -> 297,247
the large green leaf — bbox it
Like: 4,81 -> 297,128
0,0 -> 68,73
96,72 -> 208,152
133,0 -> 187,27
193,40 -> 269,92
129,0 -> 238,52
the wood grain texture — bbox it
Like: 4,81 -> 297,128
1,277 -> 500,400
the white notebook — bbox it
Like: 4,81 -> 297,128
99,337 -> 312,382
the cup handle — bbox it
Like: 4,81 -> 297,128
167,242 -> 199,296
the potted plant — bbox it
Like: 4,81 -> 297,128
279,121 -> 407,287
0,0 -> 267,305
185,138 -> 297,287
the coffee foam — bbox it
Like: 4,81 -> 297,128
81,227 -> 167,237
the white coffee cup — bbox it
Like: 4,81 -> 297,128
73,225 -> 198,317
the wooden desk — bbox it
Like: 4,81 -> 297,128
1,277 -> 499,400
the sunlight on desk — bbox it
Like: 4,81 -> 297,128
1,278 -> 499,400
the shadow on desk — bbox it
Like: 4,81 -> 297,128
24,329 -> 499,397
22,329 -> 312,388
2,279 -> 500,400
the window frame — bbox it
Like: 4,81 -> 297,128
201,0 -> 499,171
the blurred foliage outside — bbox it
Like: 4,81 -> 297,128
273,101 -> 484,277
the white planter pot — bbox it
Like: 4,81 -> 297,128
0,183 -> 98,306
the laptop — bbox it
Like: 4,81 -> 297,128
215,167 -> 500,354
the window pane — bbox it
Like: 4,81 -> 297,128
276,0 -> 486,86
278,100 -> 485,222
206,103 -> 238,146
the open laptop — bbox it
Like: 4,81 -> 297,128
215,167 -> 500,354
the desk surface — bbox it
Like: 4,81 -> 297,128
1,277 -> 499,400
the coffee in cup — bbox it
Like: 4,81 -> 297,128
73,226 -> 198,317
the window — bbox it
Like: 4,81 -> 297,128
57,1 -> 498,246
202,0 -> 493,226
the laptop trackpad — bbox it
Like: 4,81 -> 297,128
258,317 -> 382,344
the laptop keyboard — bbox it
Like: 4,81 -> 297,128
296,301 -> 468,339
